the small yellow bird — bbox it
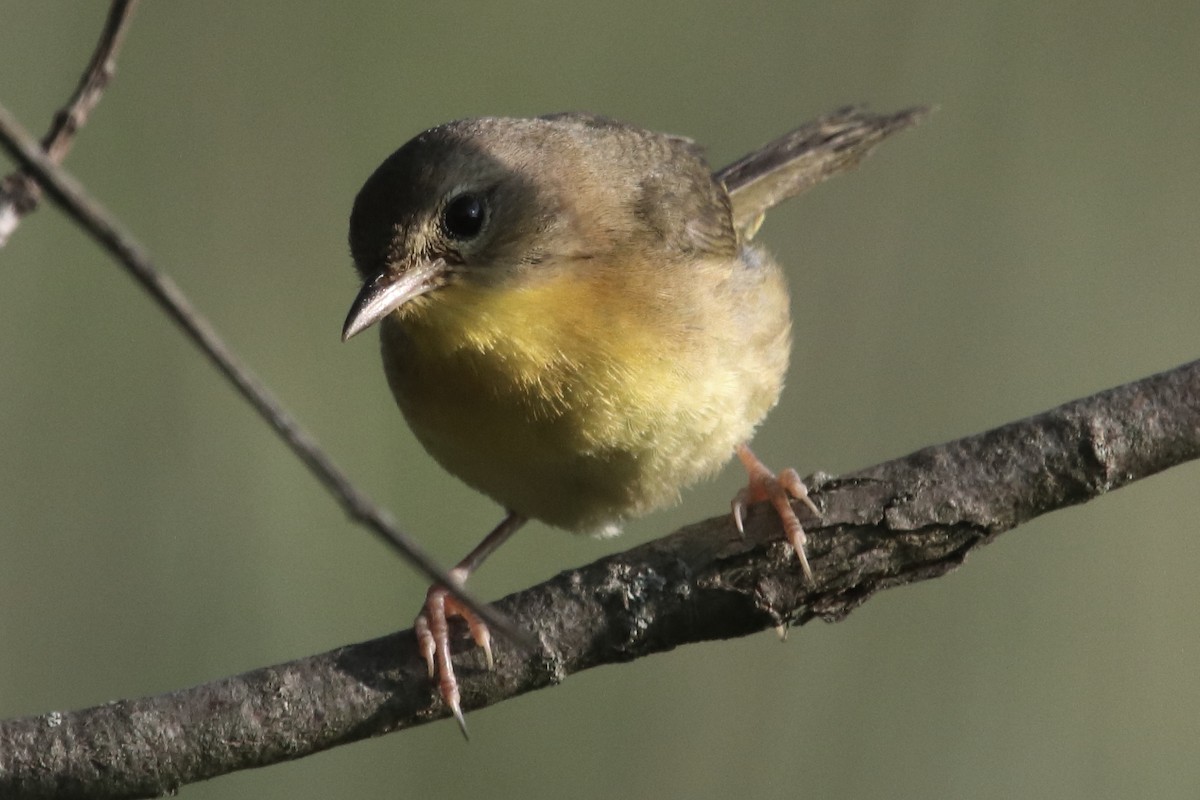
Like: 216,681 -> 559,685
342,108 -> 921,729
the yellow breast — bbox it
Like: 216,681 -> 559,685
379,250 -> 790,534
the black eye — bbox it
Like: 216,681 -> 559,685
441,193 -> 486,240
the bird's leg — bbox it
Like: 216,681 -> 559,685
731,443 -> 820,582
414,510 -> 527,735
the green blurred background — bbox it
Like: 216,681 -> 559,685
2,3 -> 1198,798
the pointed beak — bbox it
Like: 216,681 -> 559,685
341,257 -> 448,341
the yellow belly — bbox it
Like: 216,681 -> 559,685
379,250 -> 790,534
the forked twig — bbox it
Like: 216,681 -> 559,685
0,0 -> 140,246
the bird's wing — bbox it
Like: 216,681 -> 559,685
716,106 -> 930,240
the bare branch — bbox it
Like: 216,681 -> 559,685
1,357 -> 1195,799
0,0 -> 139,246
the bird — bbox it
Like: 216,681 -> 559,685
341,107 -> 923,732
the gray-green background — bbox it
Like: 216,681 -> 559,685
2,3 -> 1198,798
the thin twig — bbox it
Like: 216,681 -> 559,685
1,358 -> 1195,799
0,0 -> 139,246
0,102 -> 524,643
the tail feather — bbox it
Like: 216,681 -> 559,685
715,106 -> 931,239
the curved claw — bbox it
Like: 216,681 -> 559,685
450,703 -> 469,740
731,488 -> 751,536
